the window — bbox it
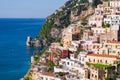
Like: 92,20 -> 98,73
93,59 -> 95,62
112,51 -> 116,53
102,50 -> 106,54
100,60 -> 102,63
92,74 -> 94,77
82,58 -> 84,61
98,60 -> 99,63
95,75 -> 97,78
67,62 -> 69,65
89,59 -> 91,62
105,60 -> 107,64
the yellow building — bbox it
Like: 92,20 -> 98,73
87,41 -> 120,80
91,42 -> 120,56
87,53 -> 118,80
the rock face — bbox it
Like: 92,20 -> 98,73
38,0 -> 101,47
50,28 -> 61,39
26,36 -> 42,47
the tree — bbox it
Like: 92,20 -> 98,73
104,23 -> 110,28
81,16 -> 87,26
92,0 -> 102,8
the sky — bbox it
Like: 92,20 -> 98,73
0,0 -> 68,18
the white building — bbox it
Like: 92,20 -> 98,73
38,72 -> 61,80
104,14 -> 120,25
77,52 -> 88,65
110,1 -> 120,8
91,27 -> 106,35
69,41 -> 80,52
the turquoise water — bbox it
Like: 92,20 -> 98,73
0,18 -> 45,80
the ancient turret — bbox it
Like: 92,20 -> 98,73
26,36 -> 32,46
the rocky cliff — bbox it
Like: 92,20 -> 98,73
38,0 -> 102,46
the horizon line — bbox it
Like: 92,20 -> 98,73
0,17 -> 46,19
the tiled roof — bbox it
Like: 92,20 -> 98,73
87,54 -> 118,58
42,72 -> 55,77
111,42 -> 120,44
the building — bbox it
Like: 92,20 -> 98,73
38,72 -> 62,80
92,42 -> 120,55
87,53 -> 118,65
104,14 -> 120,26
81,40 -> 97,51
62,25 -> 80,48
82,30 -> 97,41
56,46 -> 69,59
88,14 -> 104,27
86,53 -> 119,80
110,1 -> 120,8
91,27 -> 106,36
77,52 -> 88,65
68,41 -> 80,52
89,65 -> 107,80
99,27 -> 120,43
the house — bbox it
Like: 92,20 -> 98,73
56,46 -> 69,59
62,25 -> 80,48
81,40 -> 96,51
77,52 -> 88,65
49,42 -> 60,52
88,14 -> 104,27
110,1 -> 120,8
68,41 -> 80,52
104,14 -> 120,26
82,30 -> 97,41
91,27 -> 106,36
100,28 -> 120,43
91,42 -> 120,56
89,65 -> 107,80
87,53 -> 118,65
38,72 -> 62,80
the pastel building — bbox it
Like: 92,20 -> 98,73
87,54 -> 118,65
86,51 -> 120,80
77,52 -> 88,65
91,42 -> 120,56
110,1 -> 120,8
62,26 -> 80,48
95,2 -> 112,15
91,27 -> 106,35
89,65 -> 108,80
68,41 -> 80,52
88,14 -> 104,27
82,30 -> 98,41
38,72 -> 62,80
81,40 -> 96,51
56,46 -> 69,59
100,28 -> 120,43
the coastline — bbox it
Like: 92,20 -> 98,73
0,18 -> 46,80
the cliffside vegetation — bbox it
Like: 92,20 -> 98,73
38,0 -> 102,47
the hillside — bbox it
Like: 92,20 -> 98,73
38,0 -> 102,46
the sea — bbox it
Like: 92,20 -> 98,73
0,18 -> 46,80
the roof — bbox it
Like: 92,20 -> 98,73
87,54 -> 118,58
111,42 -> 120,44
42,72 -> 55,77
